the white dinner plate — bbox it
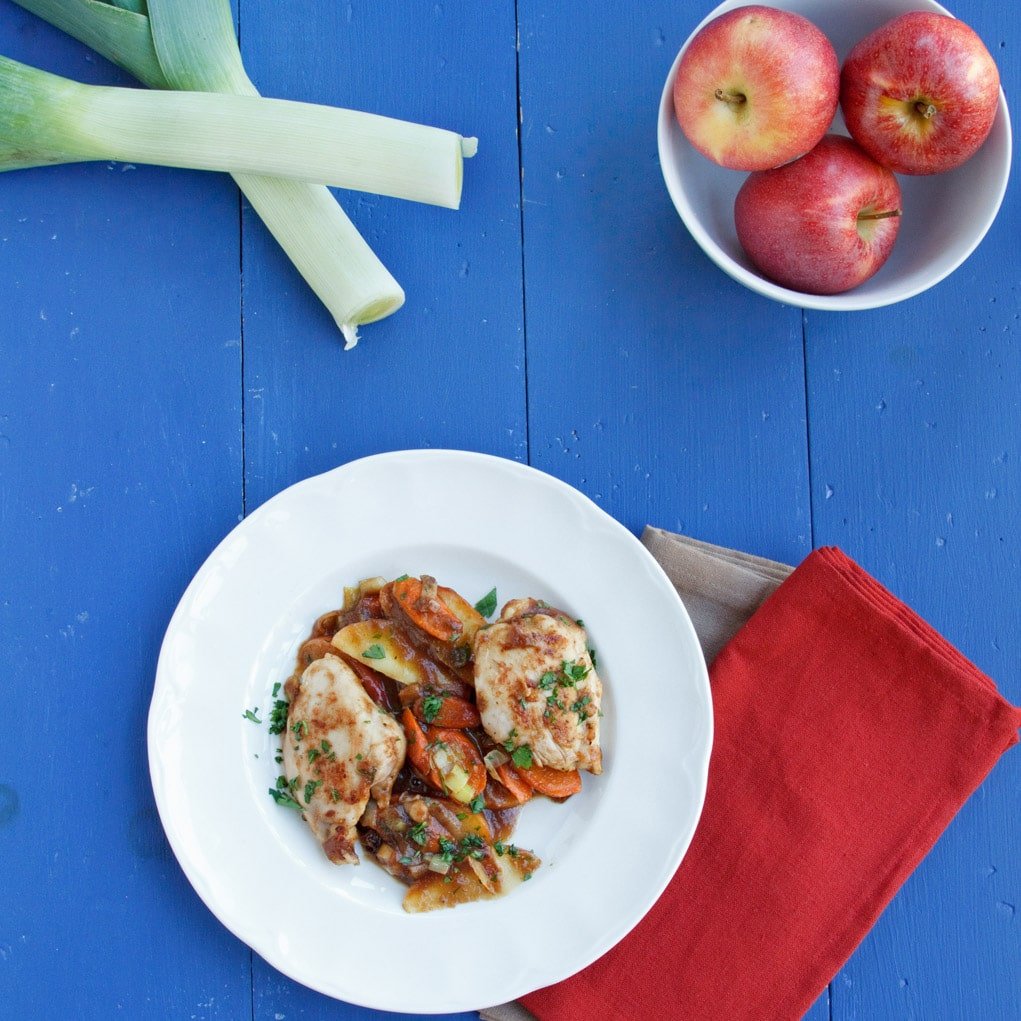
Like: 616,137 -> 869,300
148,449 -> 713,1014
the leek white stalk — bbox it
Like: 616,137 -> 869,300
144,0 -> 404,345
0,56 -> 473,207
10,0 -> 473,345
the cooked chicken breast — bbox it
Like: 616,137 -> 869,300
473,598 -> 602,774
283,654 -> 406,864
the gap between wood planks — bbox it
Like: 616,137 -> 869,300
803,310 -> 817,551
513,0 -> 532,468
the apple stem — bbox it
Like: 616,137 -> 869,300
858,210 -> 902,222
915,101 -> 937,119
714,88 -> 747,106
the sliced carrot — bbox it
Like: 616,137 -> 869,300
392,576 -> 464,642
413,693 -> 481,729
402,709 -> 442,789
494,762 -> 533,805
521,764 -> 583,799
401,712 -> 486,800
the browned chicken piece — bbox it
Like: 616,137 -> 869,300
283,654 -> 406,864
473,598 -> 602,774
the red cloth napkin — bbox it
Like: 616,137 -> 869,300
522,547 -> 1021,1021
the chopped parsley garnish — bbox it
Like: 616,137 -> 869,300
589,647 -> 598,669
494,842 -> 520,858
398,853 -> 420,866
575,619 -> 584,627
330,788 -> 341,803
562,660 -> 589,683
421,694 -> 444,724
502,729 -> 518,752
269,775 -> 303,811
572,695 -> 592,721
291,719 -> 308,739
511,745 -> 534,769
394,574 -> 410,582
408,821 -> 428,846
268,787 -> 303,811
523,871 -> 533,881
242,708 -> 261,724
355,752 -> 363,761
474,587 -> 498,618
307,748 -> 320,764
274,753 -> 283,764
538,660 -> 593,708
272,682 -> 281,697
303,779 -> 323,804
436,834 -> 488,864
362,644 -> 386,660
268,699 -> 289,735
469,794 -> 485,814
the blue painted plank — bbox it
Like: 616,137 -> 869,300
516,0 -> 811,565
516,0 -> 821,1017
806,3 -> 1021,1016
0,5 -> 250,1018
240,0 -> 527,516
239,2 -> 526,1017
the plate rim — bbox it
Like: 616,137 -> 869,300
148,449 -> 713,1012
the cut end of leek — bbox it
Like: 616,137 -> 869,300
337,289 -> 407,350
461,137 -> 478,158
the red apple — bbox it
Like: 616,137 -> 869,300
673,5 -> 839,172
734,135 -> 902,294
841,12 -> 1000,175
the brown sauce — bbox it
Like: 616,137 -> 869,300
283,584 -> 527,890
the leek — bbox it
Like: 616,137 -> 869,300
143,0 -> 402,345
9,0 -> 477,346
9,0 -> 169,89
0,56 -> 473,206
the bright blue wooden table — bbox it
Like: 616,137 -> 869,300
1,2 -> 1018,1018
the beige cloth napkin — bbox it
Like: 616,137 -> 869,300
480,527 -> 793,1021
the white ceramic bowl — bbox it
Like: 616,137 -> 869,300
658,0 -> 1012,311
